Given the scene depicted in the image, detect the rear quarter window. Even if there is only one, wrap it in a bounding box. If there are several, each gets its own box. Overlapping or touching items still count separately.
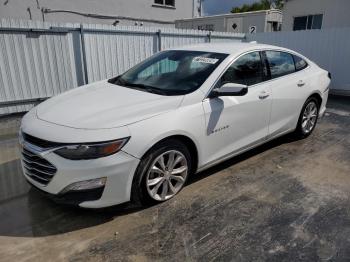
[293,55,308,71]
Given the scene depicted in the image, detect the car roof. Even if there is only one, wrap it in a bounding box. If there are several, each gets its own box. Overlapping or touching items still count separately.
[170,42,288,56]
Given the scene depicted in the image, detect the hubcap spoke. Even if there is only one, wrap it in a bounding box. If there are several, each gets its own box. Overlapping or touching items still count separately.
[170,175,185,183]
[167,151,175,171]
[309,113,317,119]
[302,118,308,127]
[147,177,163,186]
[173,155,184,169]
[171,166,187,175]
[151,180,163,196]
[168,180,176,193]
[309,104,314,113]
[306,121,311,131]
[151,166,164,175]
[158,155,166,171]
[160,180,168,200]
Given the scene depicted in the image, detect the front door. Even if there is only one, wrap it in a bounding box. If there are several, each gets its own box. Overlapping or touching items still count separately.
[202,51,272,165]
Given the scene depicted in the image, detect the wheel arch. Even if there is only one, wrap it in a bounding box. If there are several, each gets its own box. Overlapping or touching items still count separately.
[129,133,200,204]
[141,134,199,174]
[309,92,322,107]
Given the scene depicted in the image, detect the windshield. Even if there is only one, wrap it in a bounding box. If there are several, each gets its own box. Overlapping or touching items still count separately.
[108,50,228,96]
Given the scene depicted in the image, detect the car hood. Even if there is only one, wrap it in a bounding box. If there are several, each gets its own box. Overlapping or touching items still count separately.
[36,80,183,129]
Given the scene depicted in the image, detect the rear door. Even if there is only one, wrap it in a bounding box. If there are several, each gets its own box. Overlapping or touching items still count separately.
[202,51,272,164]
[263,50,310,137]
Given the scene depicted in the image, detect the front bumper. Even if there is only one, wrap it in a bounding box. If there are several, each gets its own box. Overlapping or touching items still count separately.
[21,149,140,208]
[28,182,105,206]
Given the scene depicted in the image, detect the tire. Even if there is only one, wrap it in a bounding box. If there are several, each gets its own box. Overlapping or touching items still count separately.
[131,139,192,206]
[294,97,320,138]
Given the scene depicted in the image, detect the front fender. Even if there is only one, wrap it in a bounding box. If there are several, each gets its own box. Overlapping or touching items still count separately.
[122,104,205,166]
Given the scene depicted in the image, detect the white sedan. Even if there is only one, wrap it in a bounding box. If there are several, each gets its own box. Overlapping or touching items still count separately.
[20,42,330,208]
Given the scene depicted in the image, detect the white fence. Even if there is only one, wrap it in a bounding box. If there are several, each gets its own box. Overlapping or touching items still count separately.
[1,19,350,116]
[247,27,350,95]
[0,18,244,115]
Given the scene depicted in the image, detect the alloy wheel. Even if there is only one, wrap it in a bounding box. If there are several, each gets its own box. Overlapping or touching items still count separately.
[302,101,318,134]
[146,150,188,201]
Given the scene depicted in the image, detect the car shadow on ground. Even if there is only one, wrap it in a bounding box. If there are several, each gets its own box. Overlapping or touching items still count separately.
[0,132,300,238]
[187,133,299,186]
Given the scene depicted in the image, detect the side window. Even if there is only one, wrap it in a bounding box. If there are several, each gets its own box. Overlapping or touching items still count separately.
[293,14,323,31]
[265,51,295,79]
[220,52,265,86]
[293,55,308,71]
[154,0,175,7]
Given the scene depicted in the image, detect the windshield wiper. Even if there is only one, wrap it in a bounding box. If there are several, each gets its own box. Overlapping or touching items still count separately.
[125,83,168,95]
[108,75,130,86]
[107,75,120,85]
[109,76,168,95]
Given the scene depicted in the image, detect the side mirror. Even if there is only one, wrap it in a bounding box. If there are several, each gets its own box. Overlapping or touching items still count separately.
[209,83,248,98]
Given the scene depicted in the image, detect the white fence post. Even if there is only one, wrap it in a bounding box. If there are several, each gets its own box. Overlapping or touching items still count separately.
[79,24,88,85]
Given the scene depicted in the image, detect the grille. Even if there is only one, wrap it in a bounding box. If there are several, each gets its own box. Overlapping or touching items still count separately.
[22,147,57,186]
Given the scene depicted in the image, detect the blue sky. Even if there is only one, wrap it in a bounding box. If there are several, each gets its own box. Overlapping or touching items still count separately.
[202,0,259,15]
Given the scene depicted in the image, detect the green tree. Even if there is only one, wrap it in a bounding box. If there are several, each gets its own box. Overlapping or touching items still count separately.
[231,0,284,13]
[275,0,284,9]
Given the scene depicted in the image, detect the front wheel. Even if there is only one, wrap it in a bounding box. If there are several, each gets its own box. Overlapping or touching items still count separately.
[131,139,191,205]
[294,97,320,138]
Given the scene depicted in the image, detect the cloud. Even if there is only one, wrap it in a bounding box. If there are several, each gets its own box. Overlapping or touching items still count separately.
[202,0,259,15]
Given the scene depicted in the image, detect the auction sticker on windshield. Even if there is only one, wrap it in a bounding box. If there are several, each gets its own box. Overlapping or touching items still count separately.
[193,57,219,64]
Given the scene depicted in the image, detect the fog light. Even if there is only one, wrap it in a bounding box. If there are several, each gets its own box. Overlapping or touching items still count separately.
[60,177,107,194]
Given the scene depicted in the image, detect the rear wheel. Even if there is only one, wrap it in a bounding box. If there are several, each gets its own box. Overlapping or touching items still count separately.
[294,97,320,138]
[131,139,191,205]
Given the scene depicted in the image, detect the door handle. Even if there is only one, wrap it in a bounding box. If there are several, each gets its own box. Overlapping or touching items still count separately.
[259,91,270,99]
[297,80,305,87]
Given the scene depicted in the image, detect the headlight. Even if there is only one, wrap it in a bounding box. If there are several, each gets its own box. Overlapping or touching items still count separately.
[54,137,129,160]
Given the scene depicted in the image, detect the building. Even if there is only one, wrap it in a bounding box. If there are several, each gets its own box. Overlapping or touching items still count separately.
[282,0,350,31]
[0,0,201,27]
[175,9,283,33]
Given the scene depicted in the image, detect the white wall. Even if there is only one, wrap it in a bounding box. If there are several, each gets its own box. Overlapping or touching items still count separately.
[0,0,196,26]
[283,0,350,31]
[247,27,350,94]
[176,10,282,33]
[225,13,267,33]
[176,17,227,32]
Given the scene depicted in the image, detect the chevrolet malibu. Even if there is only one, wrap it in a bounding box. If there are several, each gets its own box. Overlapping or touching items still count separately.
[20,42,330,208]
